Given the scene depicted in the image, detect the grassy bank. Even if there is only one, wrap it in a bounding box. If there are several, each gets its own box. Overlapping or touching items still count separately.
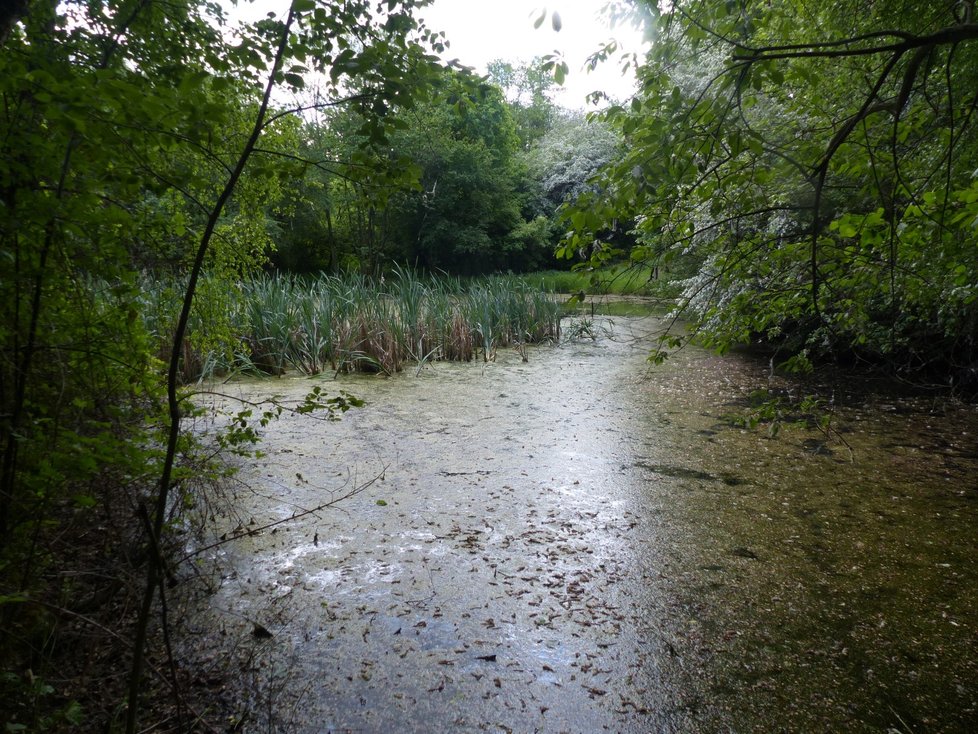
[141,269,564,381]
[521,264,682,299]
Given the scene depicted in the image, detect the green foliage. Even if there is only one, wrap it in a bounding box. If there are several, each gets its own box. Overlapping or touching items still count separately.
[274,60,588,276]
[379,71,531,273]
[1,669,84,733]
[561,0,978,385]
[562,314,606,342]
[139,270,563,379]
[217,388,364,457]
[723,388,851,458]
[486,57,561,147]
[726,390,828,437]
[0,0,447,729]
[524,265,673,297]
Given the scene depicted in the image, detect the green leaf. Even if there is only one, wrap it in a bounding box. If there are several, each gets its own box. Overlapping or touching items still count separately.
[73,494,97,508]
[64,701,84,726]
[554,62,567,86]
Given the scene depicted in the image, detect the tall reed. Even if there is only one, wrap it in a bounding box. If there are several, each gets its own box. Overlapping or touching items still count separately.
[140,269,563,381]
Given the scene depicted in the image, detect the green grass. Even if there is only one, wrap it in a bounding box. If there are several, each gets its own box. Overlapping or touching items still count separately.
[140,269,564,381]
[521,264,682,298]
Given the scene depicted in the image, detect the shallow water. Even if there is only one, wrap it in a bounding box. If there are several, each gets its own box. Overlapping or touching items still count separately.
[185,315,978,732]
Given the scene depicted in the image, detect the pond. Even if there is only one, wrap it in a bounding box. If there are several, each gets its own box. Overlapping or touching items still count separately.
[182,312,978,732]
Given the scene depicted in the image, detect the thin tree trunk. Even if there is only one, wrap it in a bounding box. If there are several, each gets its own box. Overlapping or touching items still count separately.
[124,9,296,732]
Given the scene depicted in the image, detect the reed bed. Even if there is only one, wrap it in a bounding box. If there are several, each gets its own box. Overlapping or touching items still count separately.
[139,269,563,381]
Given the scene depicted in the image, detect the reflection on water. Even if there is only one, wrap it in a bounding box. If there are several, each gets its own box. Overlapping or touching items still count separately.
[185,315,978,733]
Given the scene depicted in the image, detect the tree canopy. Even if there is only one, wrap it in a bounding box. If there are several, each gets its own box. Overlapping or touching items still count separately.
[565,0,978,383]
[272,58,588,275]
[0,0,450,729]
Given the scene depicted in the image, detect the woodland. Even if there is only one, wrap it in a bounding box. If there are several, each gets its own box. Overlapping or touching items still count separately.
[1,0,977,731]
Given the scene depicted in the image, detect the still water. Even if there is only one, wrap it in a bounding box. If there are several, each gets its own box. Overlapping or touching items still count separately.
[186,314,978,732]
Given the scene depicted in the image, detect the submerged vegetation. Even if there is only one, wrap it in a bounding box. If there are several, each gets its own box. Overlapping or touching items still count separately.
[144,270,563,381]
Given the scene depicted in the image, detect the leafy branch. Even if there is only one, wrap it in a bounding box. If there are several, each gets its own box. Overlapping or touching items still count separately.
[176,468,385,566]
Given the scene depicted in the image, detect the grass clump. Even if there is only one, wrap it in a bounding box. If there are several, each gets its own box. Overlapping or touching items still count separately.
[140,269,563,380]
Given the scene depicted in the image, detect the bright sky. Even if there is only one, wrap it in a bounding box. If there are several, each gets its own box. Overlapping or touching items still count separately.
[224,1,646,109]
[417,1,646,109]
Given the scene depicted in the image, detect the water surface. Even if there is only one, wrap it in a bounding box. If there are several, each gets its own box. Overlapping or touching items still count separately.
[185,314,978,732]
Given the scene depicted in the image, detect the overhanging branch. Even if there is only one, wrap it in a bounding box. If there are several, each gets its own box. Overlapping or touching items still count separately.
[732,23,978,62]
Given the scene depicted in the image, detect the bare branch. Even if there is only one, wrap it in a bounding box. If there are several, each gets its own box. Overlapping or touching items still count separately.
[732,24,978,62]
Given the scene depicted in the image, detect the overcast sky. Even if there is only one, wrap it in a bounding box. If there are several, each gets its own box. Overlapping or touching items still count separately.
[224,1,645,109]
[417,0,646,109]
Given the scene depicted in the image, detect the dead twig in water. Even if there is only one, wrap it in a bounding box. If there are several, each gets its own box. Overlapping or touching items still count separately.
[177,468,386,565]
